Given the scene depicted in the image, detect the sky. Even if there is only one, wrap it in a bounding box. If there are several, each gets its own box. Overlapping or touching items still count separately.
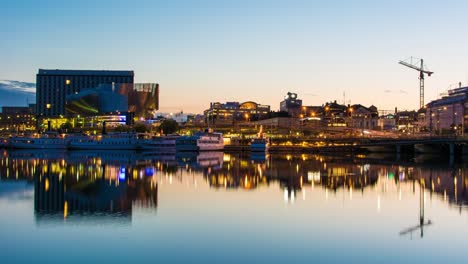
[2,0,468,113]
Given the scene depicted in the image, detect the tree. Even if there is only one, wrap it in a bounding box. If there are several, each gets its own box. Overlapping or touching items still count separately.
[113,125,132,132]
[134,123,150,133]
[60,122,73,132]
[159,119,179,135]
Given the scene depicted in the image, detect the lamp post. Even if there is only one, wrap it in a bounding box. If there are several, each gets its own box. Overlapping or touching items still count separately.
[349,107,354,130]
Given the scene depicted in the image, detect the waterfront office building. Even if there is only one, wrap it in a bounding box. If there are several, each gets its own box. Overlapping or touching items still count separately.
[424,85,468,133]
[204,101,271,125]
[280,92,302,117]
[36,69,134,117]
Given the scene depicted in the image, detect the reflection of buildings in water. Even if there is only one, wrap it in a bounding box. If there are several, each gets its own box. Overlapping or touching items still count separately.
[33,162,158,224]
[417,167,468,209]
[204,153,268,190]
[1,149,467,209]
[204,154,381,199]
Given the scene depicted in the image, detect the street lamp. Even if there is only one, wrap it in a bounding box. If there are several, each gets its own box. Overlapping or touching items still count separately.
[349,107,354,129]
[244,113,250,123]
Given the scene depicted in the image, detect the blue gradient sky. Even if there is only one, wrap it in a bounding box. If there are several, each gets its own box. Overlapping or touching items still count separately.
[2,0,468,113]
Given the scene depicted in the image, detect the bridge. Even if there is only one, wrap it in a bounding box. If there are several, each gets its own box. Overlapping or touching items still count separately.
[356,137,468,155]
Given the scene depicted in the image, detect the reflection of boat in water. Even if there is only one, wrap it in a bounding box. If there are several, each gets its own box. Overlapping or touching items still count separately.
[69,133,139,150]
[251,152,269,162]
[8,149,68,160]
[10,132,71,149]
[176,131,224,151]
[67,150,176,165]
[176,151,223,169]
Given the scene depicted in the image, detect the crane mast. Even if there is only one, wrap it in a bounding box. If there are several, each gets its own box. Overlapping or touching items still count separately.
[399,57,434,109]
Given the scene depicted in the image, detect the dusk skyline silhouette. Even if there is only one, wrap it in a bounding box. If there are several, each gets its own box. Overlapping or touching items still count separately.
[2,0,468,113]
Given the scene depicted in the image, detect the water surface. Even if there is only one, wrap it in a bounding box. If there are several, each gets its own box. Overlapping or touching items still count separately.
[0,149,467,263]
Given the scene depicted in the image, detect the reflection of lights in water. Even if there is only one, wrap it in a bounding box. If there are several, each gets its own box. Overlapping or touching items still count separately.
[45,178,49,192]
[291,190,295,203]
[444,190,447,202]
[284,189,288,202]
[325,189,328,200]
[423,190,426,207]
[257,164,263,178]
[169,175,173,184]
[377,195,381,212]
[363,164,370,172]
[119,167,126,181]
[296,164,299,173]
[399,171,405,181]
[63,201,68,219]
[349,187,353,200]
[302,189,306,200]
[399,188,402,201]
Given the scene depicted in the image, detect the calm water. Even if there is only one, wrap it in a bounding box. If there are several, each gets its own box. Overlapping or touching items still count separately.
[0,149,467,263]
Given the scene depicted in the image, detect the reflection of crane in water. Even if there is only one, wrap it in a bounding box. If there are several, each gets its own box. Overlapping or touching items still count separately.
[399,179,433,239]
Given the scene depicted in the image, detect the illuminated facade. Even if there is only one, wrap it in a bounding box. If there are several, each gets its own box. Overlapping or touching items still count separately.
[424,86,467,134]
[36,69,134,117]
[0,104,36,131]
[204,101,270,125]
[65,83,159,119]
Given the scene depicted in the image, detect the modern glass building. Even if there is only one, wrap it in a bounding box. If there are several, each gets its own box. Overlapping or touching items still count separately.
[36,69,134,117]
[65,83,159,118]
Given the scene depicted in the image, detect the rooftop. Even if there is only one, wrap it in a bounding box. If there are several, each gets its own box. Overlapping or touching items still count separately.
[37,69,134,76]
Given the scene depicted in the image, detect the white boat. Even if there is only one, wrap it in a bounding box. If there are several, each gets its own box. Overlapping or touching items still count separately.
[9,132,70,149]
[176,131,224,151]
[69,133,139,150]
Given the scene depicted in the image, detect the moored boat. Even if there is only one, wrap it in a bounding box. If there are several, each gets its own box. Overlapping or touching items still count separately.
[9,132,70,149]
[176,131,224,151]
[69,132,139,150]
[138,134,179,152]
[251,137,270,152]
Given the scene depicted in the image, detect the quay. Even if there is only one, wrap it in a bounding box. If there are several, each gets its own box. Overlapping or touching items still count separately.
[225,136,468,157]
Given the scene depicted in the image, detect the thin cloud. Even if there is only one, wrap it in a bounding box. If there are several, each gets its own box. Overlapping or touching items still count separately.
[0,80,36,93]
[384,89,408,94]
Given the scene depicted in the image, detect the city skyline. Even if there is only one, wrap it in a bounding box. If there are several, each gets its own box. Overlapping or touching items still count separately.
[2,0,468,113]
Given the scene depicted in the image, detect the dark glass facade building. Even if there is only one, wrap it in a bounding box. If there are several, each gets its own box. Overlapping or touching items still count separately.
[36,69,134,117]
[65,83,159,118]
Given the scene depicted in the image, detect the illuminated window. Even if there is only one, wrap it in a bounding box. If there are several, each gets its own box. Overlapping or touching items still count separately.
[66,79,71,85]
